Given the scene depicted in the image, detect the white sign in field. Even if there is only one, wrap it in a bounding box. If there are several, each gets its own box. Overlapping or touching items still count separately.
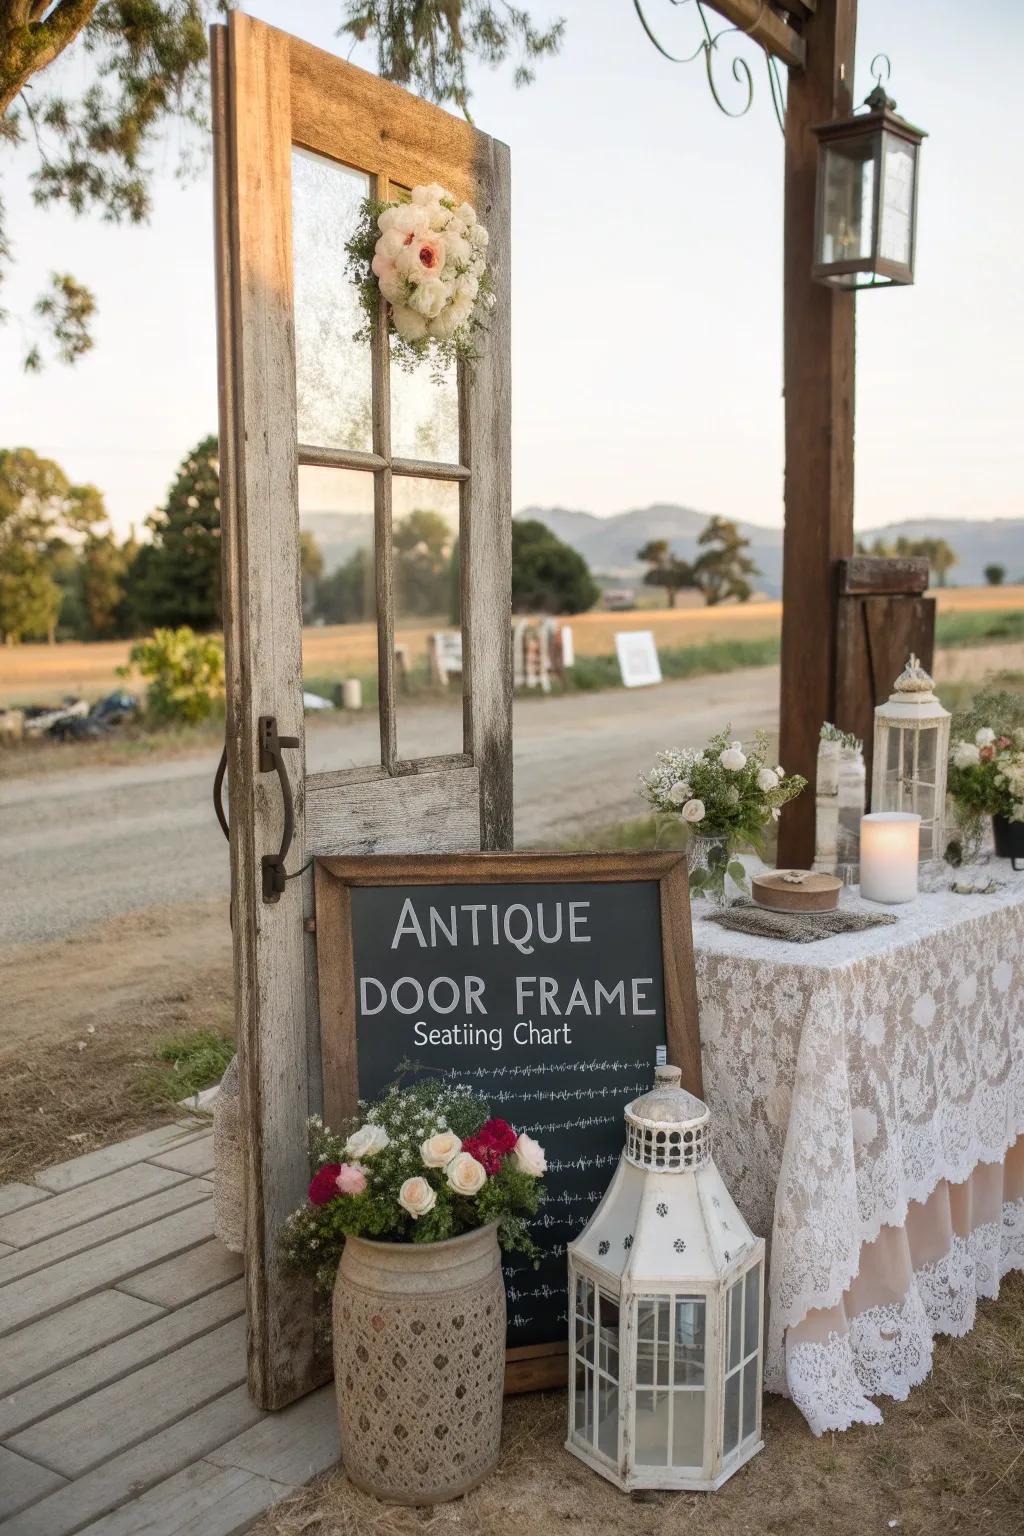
[615,630,662,688]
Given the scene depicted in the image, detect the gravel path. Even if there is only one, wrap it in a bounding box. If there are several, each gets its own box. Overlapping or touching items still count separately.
[2,668,778,946]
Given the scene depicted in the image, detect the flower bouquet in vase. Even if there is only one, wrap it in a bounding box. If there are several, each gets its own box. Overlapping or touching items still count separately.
[640,729,806,903]
[282,1078,545,1506]
[948,716,1024,869]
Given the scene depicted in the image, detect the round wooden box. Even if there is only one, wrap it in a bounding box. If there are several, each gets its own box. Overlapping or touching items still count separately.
[752,870,842,913]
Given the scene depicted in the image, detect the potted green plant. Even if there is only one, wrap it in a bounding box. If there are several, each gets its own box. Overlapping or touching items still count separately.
[282,1078,545,1506]
[640,728,806,902]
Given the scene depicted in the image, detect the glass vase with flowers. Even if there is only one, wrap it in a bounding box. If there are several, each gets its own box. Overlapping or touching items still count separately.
[640,729,807,903]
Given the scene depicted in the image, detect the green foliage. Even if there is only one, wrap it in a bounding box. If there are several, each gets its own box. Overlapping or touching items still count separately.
[393,507,455,615]
[637,538,694,609]
[857,534,959,587]
[123,625,224,723]
[935,609,1024,647]
[341,2,564,115]
[0,445,109,640]
[511,518,599,615]
[821,721,863,751]
[141,1027,234,1105]
[692,516,758,606]
[984,564,1007,586]
[2,2,212,368]
[134,434,221,630]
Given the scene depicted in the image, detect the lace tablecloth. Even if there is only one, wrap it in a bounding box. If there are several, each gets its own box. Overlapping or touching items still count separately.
[692,877,1024,1432]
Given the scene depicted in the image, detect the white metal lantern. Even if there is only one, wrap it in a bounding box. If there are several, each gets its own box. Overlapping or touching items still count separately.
[566,1065,765,1493]
[871,654,951,862]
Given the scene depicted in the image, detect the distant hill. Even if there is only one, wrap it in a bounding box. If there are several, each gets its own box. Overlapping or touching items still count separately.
[514,506,1024,595]
[302,502,1024,595]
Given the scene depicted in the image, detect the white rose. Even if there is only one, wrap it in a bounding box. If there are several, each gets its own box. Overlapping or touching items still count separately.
[719,743,747,772]
[512,1133,547,1177]
[953,741,981,769]
[456,201,477,227]
[391,303,428,342]
[976,728,996,747]
[771,806,781,821]
[682,798,706,824]
[667,780,691,806]
[411,181,447,206]
[421,1130,462,1168]
[398,1176,437,1219]
[427,306,461,341]
[775,765,785,779]
[408,277,449,320]
[757,767,779,792]
[344,1123,390,1160]
[470,223,489,248]
[446,1151,487,1196]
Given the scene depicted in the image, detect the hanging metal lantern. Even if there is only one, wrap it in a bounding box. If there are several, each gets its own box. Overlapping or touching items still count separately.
[812,59,925,289]
[566,1066,764,1492]
[871,654,951,861]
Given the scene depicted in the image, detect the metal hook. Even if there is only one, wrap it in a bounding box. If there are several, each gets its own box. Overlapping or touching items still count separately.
[870,53,892,87]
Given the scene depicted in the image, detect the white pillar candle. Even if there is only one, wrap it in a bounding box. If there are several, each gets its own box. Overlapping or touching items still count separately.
[860,812,921,903]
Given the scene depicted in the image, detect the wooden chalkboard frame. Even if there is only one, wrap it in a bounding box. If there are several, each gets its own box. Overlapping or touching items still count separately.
[313,850,700,1393]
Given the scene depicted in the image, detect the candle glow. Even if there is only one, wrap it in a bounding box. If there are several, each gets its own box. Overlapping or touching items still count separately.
[860,812,921,904]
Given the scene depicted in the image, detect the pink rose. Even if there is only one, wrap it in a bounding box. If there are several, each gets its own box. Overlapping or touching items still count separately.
[334,1162,367,1196]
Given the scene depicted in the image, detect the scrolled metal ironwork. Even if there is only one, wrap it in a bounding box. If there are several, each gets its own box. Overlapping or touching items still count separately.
[633,0,786,132]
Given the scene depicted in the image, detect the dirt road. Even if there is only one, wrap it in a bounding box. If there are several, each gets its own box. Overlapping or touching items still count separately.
[3,667,779,952]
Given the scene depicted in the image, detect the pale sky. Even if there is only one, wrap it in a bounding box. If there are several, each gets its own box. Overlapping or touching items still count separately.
[1,0,1021,540]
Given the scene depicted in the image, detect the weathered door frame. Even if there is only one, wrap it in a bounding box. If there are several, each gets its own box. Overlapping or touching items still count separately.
[211,12,511,1409]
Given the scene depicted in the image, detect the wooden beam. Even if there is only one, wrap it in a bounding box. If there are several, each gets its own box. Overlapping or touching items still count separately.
[777,0,857,868]
[701,1,806,70]
[838,556,930,596]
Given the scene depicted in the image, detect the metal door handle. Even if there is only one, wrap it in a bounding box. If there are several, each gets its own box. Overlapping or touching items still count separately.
[258,715,300,903]
[213,745,230,841]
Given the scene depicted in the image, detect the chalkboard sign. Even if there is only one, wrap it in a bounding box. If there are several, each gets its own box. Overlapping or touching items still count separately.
[313,852,699,1391]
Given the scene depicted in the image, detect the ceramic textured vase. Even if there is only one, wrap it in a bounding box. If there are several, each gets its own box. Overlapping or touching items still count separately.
[333,1223,506,1505]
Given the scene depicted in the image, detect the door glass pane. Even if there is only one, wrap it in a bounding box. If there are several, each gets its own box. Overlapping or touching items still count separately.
[671,1388,704,1469]
[391,349,459,463]
[298,465,378,770]
[292,149,373,452]
[392,476,463,762]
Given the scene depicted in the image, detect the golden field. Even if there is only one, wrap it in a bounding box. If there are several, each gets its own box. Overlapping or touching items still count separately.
[1,585,1022,706]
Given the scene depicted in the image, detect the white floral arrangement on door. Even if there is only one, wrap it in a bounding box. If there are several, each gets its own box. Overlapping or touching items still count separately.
[346,181,493,372]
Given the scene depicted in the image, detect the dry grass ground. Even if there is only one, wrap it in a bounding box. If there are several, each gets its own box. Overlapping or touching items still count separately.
[251,1270,1024,1536]
[0,896,233,1182]
[4,586,1021,707]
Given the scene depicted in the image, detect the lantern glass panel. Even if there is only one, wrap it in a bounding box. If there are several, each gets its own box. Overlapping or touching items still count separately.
[879,132,916,266]
[674,1296,705,1385]
[819,136,876,267]
[672,1387,705,1468]
[723,1265,762,1460]
[634,1389,671,1466]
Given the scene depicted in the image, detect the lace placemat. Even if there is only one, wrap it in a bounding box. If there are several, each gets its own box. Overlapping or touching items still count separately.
[705,898,899,944]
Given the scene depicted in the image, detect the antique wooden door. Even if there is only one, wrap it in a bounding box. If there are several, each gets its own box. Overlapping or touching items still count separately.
[211,12,512,1409]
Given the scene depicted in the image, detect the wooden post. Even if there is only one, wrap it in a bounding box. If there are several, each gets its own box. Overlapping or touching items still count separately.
[777,0,858,868]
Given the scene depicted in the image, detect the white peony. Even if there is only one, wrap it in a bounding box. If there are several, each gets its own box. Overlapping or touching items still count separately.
[976,727,996,747]
[411,181,447,206]
[757,767,779,792]
[446,1151,487,1196]
[398,1176,437,1219]
[456,201,477,227]
[682,798,706,824]
[408,277,449,320]
[667,780,691,806]
[953,740,981,769]
[719,743,747,772]
[344,1123,390,1160]
[421,1130,462,1168]
[512,1133,547,1177]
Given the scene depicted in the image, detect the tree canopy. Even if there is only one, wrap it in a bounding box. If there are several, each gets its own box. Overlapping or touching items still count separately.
[1,1,561,366]
[0,445,107,641]
[637,518,758,609]
[511,517,599,615]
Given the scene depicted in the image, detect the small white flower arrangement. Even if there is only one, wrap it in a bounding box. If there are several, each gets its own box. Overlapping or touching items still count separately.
[640,728,806,899]
[346,181,493,373]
